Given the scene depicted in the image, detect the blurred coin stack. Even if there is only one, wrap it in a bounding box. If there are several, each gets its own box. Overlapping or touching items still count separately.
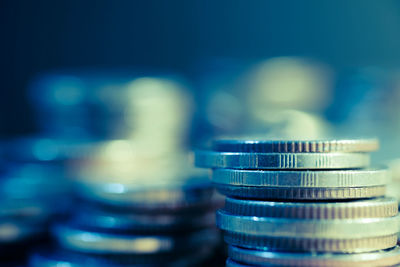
[0,137,73,265]
[29,167,221,266]
[195,138,400,266]
[25,69,223,266]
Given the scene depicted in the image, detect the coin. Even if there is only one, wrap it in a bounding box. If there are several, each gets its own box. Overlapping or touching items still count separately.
[71,206,216,233]
[223,197,397,219]
[0,220,45,244]
[213,138,379,153]
[74,177,216,212]
[226,258,247,267]
[215,185,386,200]
[53,224,219,254]
[228,245,400,267]
[29,247,214,267]
[223,231,397,253]
[194,151,370,169]
[211,168,389,188]
[216,210,400,239]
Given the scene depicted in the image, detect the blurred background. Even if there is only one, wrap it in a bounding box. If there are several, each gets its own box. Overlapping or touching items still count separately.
[3,0,400,266]
[3,0,400,143]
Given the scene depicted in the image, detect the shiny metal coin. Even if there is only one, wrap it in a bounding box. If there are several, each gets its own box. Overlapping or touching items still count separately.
[223,231,397,253]
[216,185,386,200]
[216,210,400,239]
[213,168,389,199]
[53,224,220,254]
[213,138,379,153]
[224,197,397,219]
[228,245,400,267]
[212,168,389,188]
[194,151,370,169]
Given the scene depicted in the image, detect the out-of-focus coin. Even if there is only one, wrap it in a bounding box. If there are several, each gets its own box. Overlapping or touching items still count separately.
[2,136,80,163]
[53,224,220,254]
[71,206,216,233]
[0,163,71,200]
[213,138,379,153]
[0,220,46,244]
[226,258,248,267]
[194,151,370,169]
[29,247,213,267]
[74,177,217,212]
[223,197,397,219]
[212,168,389,188]
[228,245,400,267]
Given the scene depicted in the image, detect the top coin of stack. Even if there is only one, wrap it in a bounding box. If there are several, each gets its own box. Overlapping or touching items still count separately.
[195,138,388,200]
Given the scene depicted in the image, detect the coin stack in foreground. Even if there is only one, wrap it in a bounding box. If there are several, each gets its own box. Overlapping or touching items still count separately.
[195,138,400,266]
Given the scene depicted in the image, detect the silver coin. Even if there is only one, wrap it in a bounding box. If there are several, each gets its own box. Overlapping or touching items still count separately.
[53,224,220,254]
[223,231,397,253]
[216,210,400,239]
[194,151,370,169]
[228,245,400,267]
[215,185,386,200]
[223,197,397,219]
[212,168,389,188]
[213,138,379,153]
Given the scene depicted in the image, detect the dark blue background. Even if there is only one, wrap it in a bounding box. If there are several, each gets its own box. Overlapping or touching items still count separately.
[2,0,400,136]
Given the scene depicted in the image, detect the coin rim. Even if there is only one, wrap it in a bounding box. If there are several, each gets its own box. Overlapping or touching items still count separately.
[211,168,389,187]
[213,138,379,153]
[195,151,370,169]
[216,210,400,238]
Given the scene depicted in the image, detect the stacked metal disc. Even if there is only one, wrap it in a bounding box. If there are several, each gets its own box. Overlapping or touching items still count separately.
[28,175,221,267]
[195,138,400,266]
[0,137,73,265]
[24,69,225,266]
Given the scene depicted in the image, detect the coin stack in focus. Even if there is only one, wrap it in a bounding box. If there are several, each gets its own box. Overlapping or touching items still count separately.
[195,138,400,266]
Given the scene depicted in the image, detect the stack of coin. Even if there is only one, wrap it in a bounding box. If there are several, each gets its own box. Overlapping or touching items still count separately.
[25,140,223,267]
[195,138,400,266]
[25,69,225,266]
[28,176,221,267]
[0,137,74,264]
